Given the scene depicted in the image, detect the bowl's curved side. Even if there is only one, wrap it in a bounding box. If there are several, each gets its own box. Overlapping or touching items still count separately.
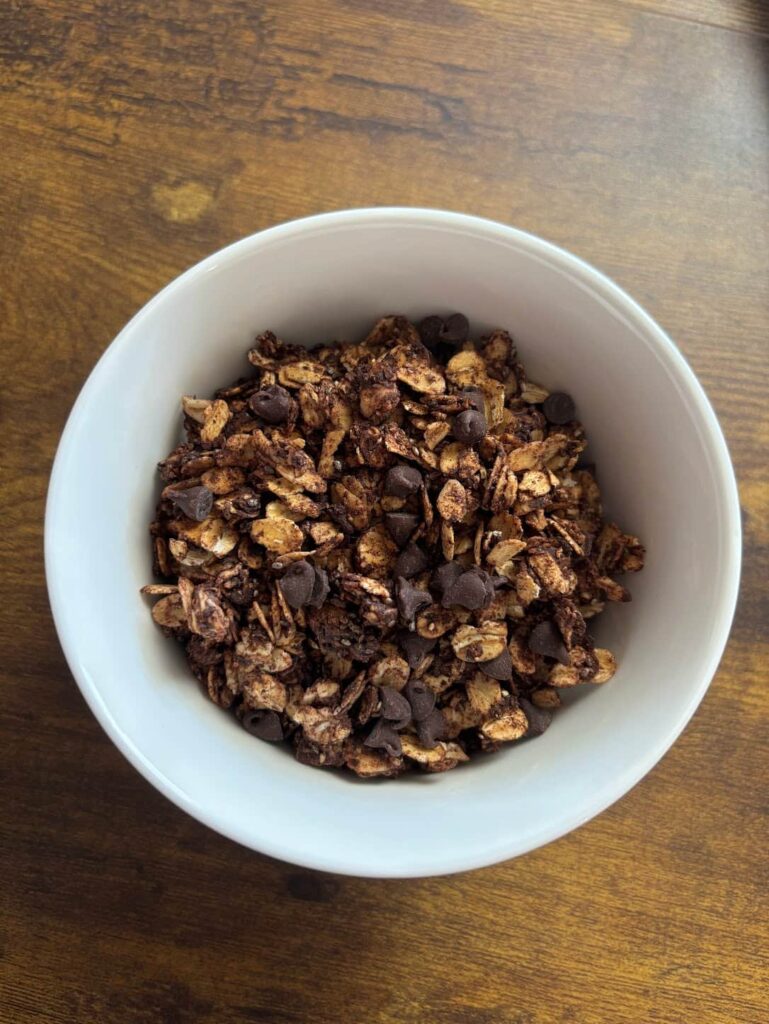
[45,208,741,877]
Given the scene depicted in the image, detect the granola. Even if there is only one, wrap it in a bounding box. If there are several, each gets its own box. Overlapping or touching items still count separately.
[143,314,644,777]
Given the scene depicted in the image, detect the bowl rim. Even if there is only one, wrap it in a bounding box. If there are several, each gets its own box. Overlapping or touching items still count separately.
[45,207,742,876]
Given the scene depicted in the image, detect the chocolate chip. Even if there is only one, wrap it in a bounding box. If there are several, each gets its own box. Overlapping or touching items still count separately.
[379,686,411,727]
[395,577,432,627]
[528,620,570,664]
[442,313,469,343]
[431,561,463,597]
[417,708,446,748]
[542,392,576,425]
[167,485,213,522]
[326,503,354,535]
[384,512,420,548]
[364,718,402,758]
[461,387,485,412]
[394,542,429,579]
[462,565,496,606]
[519,697,553,737]
[452,409,487,444]
[384,464,423,498]
[418,315,444,348]
[398,631,436,669]
[405,678,436,722]
[308,566,330,608]
[442,570,488,611]
[242,709,284,742]
[479,647,513,681]
[434,341,457,364]
[249,385,291,424]
[279,560,316,609]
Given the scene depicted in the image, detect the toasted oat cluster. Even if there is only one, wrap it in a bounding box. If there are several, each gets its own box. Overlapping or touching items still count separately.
[143,314,644,777]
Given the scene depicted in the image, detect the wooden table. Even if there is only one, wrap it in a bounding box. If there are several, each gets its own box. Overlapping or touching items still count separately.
[2,2,767,1021]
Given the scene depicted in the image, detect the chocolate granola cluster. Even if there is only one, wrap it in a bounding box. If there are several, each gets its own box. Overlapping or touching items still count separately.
[143,314,644,776]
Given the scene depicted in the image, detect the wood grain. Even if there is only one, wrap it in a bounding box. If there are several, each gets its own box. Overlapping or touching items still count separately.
[1,2,767,1022]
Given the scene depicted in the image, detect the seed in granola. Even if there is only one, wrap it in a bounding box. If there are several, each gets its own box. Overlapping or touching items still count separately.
[542,391,576,425]
[452,409,487,445]
[364,718,402,758]
[242,709,284,741]
[384,464,422,498]
[394,542,429,579]
[528,620,570,664]
[478,648,513,681]
[395,577,432,627]
[166,485,214,522]
[384,512,420,548]
[398,631,437,669]
[249,385,291,424]
[279,560,316,609]
[405,678,436,722]
[417,707,447,749]
[379,686,411,727]
[519,697,553,737]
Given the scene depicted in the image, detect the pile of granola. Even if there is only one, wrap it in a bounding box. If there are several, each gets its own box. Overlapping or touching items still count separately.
[143,314,644,777]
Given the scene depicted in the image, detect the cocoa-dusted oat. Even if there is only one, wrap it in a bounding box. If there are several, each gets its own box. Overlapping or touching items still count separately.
[143,314,644,777]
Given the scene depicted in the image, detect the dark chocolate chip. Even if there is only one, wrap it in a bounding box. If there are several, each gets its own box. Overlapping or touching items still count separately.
[364,718,402,758]
[417,708,447,748]
[528,620,570,665]
[442,570,488,611]
[395,577,433,627]
[442,313,469,343]
[167,485,213,522]
[308,566,330,608]
[326,504,354,535]
[394,542,429,579]
[379,686,411,727]
[434,341,457,364]
[384,512,420,548]
[479,647,513,681]
[418,315,444,349]
[405,678,436,722]
[542,392,576,425]
[279,560,316,609]
[242,709,284,742]
[452,409,487,444]
[384,464,423,498]
[398,631,437,669]
[461,387,485,412]
[248,385,291,424]
[431,561,464,597]
[463,565,495,607]
[519,697,553,737]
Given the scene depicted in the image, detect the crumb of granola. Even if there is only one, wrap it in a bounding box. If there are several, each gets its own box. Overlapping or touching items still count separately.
[143,314,644,777]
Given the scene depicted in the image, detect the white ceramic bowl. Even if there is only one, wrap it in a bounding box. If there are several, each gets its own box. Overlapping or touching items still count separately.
[46,208,741,877]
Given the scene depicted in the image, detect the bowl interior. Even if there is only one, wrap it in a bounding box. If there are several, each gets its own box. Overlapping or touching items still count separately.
[46,210,740,876]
